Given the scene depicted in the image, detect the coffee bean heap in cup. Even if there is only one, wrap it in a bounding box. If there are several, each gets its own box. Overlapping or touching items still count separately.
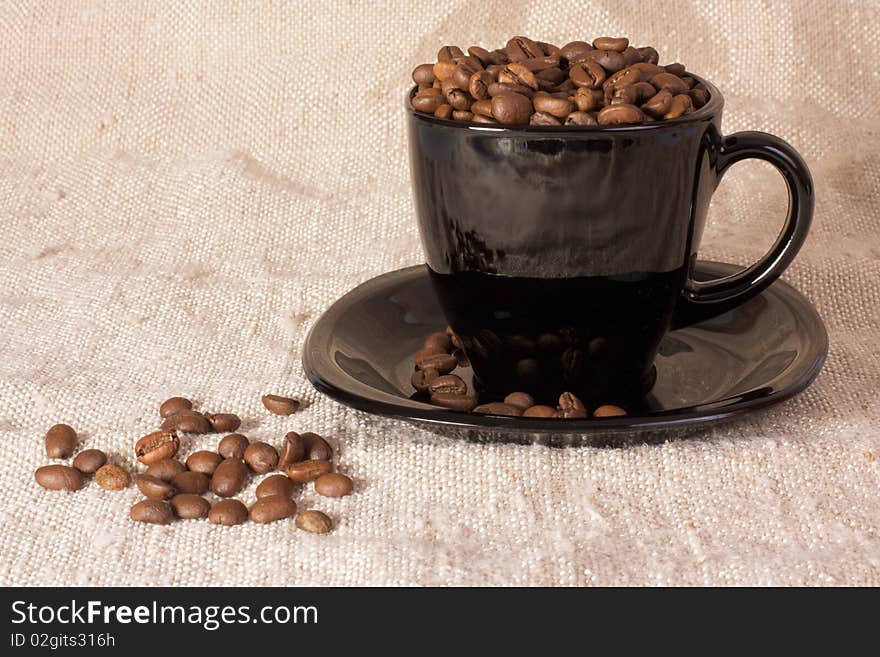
[34,394,350,534]
[414,327,627,418]
[411,36,708,126]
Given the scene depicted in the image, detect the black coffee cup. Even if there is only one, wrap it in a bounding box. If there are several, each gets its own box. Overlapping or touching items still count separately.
[407,77,813,406]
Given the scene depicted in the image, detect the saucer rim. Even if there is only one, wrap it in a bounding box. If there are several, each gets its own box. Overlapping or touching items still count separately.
[302,261,828,434]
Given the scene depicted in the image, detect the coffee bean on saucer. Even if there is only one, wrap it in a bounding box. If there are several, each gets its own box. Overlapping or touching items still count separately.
[145,458,186,482]
[593,404,628,417]
[261,394,301,415]
[186,450,222,476]
[135,431,180,464]
[428,374,468,396]
[314,473,354,498]
[72,449,107,474]
[135,474,177,500]
[522,405,558,418]
[35,464,84,491]
[429,392,477,412]
[244,442,278,474]
[161,411,211,434]
[130,500,173,525]
[472,402,523,417]
[295,510,333,534]
[208,499,248,526]
[204,413,241,433]
[210,458,248,497]
[170,494,210,519]
[558,392,588,418]
[249,495,297,524]
[412,367,440,392]
[256,474,297,499]
[94,464,130,490]
[45,424,77,459]
[218,433,249,460]
[159,396,192,419]
[171,470,209,495]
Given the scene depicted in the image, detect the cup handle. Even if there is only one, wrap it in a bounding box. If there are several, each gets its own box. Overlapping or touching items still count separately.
[672,130,814,328]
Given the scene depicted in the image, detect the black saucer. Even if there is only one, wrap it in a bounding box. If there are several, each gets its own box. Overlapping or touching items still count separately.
[303,262,827,441]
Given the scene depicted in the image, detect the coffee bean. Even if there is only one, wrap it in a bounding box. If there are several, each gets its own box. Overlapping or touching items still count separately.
[208,499,248,526]
[261,394,300,416]
[505,36,543,61]
[522,405,558,418]
[205,413,241,433]
[570,60,606,89]
[565,111,598,126]
[452,58,483,90]
[278,432,305,469]
[130,500,173,525]
[210,458,248,497]
[632,81,657,102]
[444,87,472,111]
[429,392,477,411]
[161,410,211,434]
[427,374,467,396]
[560,40,594,63]
[437,45,464,62]
[593,404,628,417]
[218,433,249,460]
[243,442,278,474]
[630,62,664,81]
[504,392,535,410]
[452,110,474,121]
[95,463,130,490]
[432,61,457,82]
[424,331,453,352]
[285,459,332,483]
[412,63,435,86]
[472,402,523,416]
[533,92,574,118]
[144,458,186,482]
[664,62,686,76]
[499,63,539,91]
[186,450,222,475]
[170,494,210,519]
[642,89,673,118]
[597,103,645,125]
[680,76,696,89]
[411,88,444,113]
[491,91,533,125]
[135,474,177,500]
[467,46,493,66]
[558,392,588,418]
[530,111,561,126]
[488,82,534,98]
[295,510,333,534]
[650,72,689,95]
[159,396,192,419]
[468,71,495,101]
[72,449,106,474]
[537,67,567,84]
[44,424,76,459]
[604,66,641,92]
[689,86,710,108]
[256,474,297,499]
[171,470,209,495]
[593,36,629,52]
[249,495,297,524]
[411,367,440,393]
[609,85,639,105]
[664,94,694,119]
[638,46,659,65]
[135,431,180,464]
[35,464,84,491]
[520,56,561,72]
[471,99,494,117]
[621,46,642,67]
[301,432,333,461]
[588,49,626,73]
[434,103,452,119]
[572,87,601,112]
[314,473,354,498]
[414,350,457,373]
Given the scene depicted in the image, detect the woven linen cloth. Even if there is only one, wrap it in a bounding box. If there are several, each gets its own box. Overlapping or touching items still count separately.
[1,1,878,587]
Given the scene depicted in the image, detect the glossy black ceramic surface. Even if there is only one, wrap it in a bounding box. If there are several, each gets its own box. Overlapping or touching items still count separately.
[303,262,827,441]
[407,80,814,404]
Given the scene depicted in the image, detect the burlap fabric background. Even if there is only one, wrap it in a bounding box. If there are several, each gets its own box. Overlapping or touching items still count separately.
[1,1,878,587]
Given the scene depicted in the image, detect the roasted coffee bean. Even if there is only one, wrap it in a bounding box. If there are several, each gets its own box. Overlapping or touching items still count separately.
[295,510,333,534]
[432,61,457,82]
[533,92,573,118]
[186,450,222,475]
[244,442,278,474]
[572,87,602,112]
[145,458,186,482]
[170,494,210,519]
[301,432,333,461]
[414,350,457,373]
[135,431,180,464]
[434,104,453,119]
[593,36,629,52]
[250,495,297,524]
[412,88,445,113]
[664,62,686,76]
[689,86,710,108]
[444,87,472,111]
[161,410,211,434]
[505,35,543,61]
[429,392,477,411]
[314,473,354,498]
[632,81,657,102]
[638,46,659,65]
[565,111,598,126]
[530,111,561,126]
[205,413,240,433]
[72,449,106,474]
[471,99,494,117]
[560,40,594,63]
[487,81,534,98]
[95,463,130,490]
[467,45,493,66]
[520,56,561,72]
[437,45,464,62]
[664,94,694,119]
[35,464,84,491]
[604,66,641,91]
[491,91,533,125]
[210,458,248,497]
[650,72,689,95]
[256,474,297,499]
[499,63,539,90]
[558,392,588,419]
[424,331,453,352]
[428,374,468,396]
[570,60,606,89]
[472,402,523,417]
[261,394,300,416]
[504,392,535,410]
[472,114,498,124]
[537,67,567,84]
[171,470,209,495]
[597,103,644,125]
[159,396,192,419]
[452,110,474,121]
[642,89,673,117]
[588,49,626,73]
[278,432,305,468]
[452,58,483,90]
[44,424,77,459]
[469,70,495,100]
[411,366,440,393]
[522,405,558,418]
[208,499,248,526]
[130,500,173,525]
[218,433,249,460]
[285,459,332,483]
[593,404,628,417]
[680,76,696,89]
[135,474,177,500]
[609,85,639,105]
[412,63,435,86]
[621,46,642,67]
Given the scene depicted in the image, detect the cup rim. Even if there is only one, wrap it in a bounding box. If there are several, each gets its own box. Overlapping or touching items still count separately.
[406,73,722,133]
